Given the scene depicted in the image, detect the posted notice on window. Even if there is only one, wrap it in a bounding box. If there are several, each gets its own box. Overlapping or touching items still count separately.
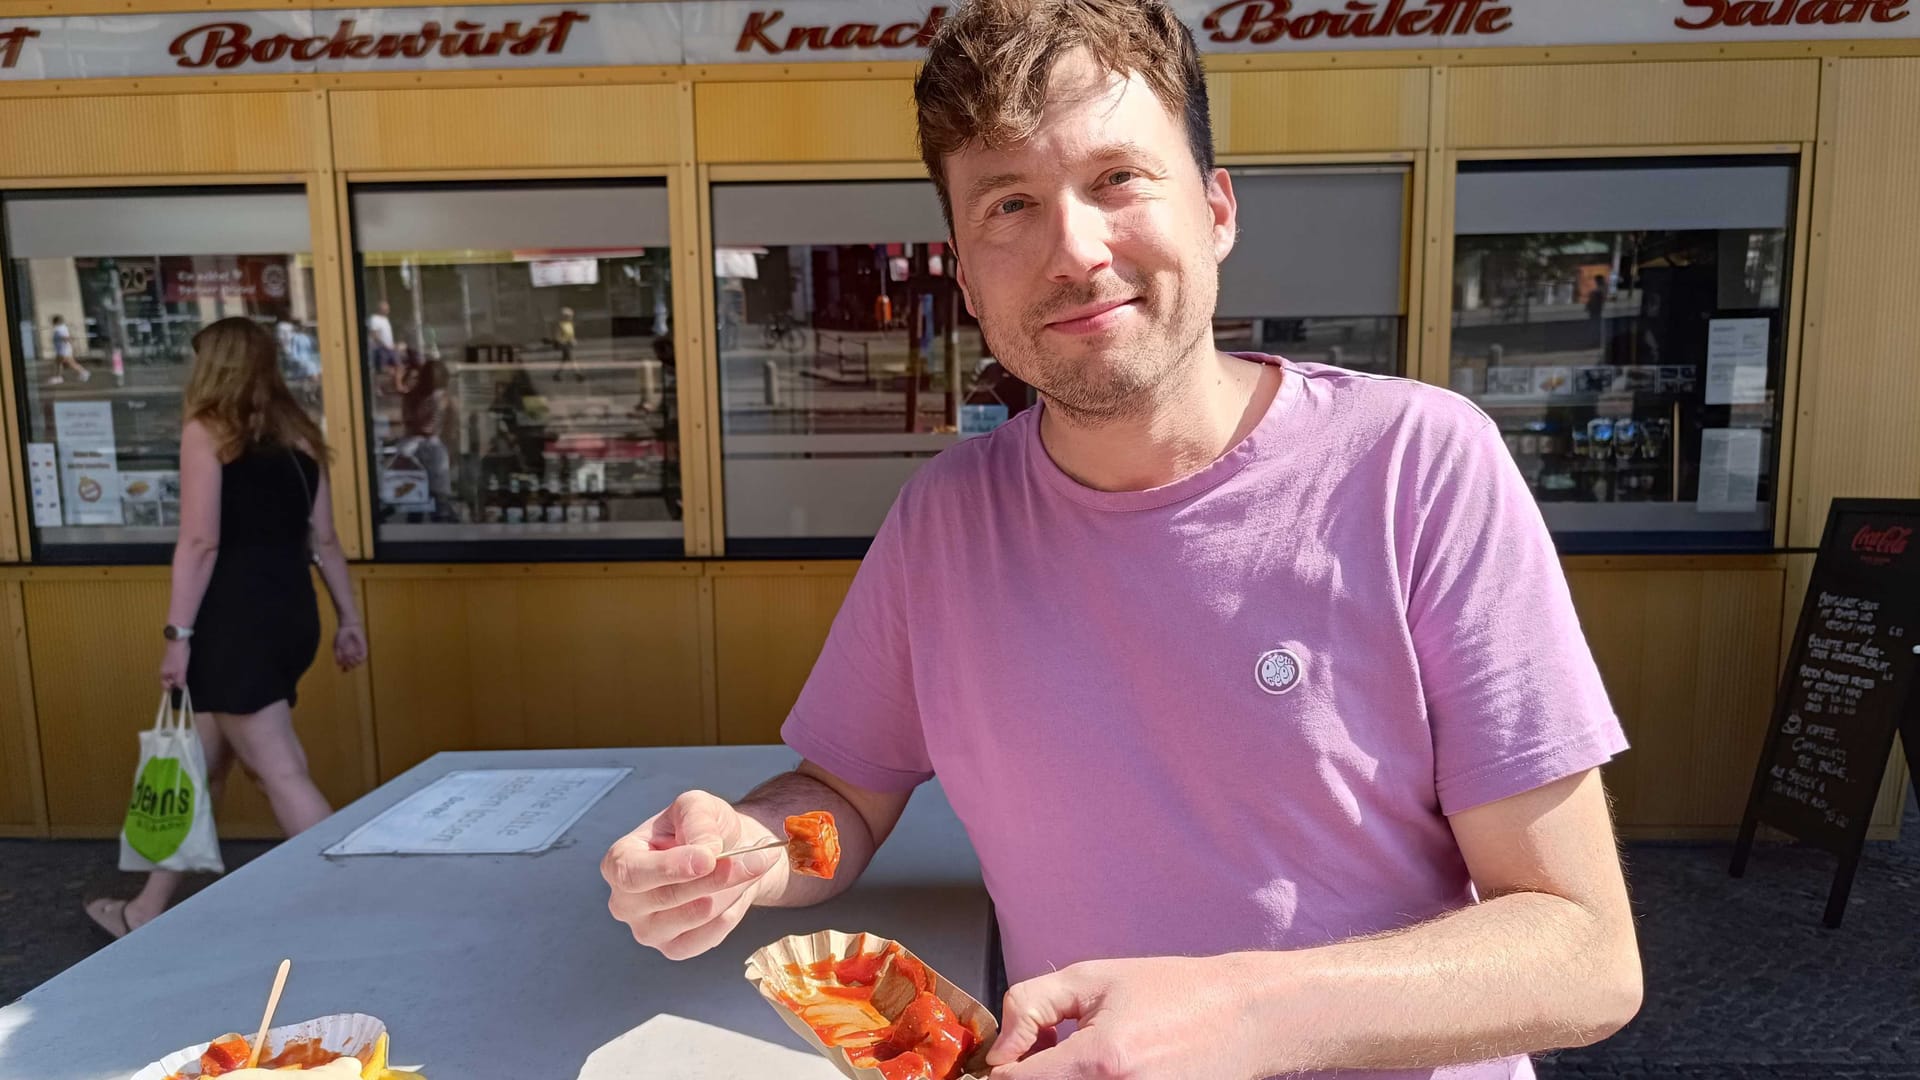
[1698,428,1764,513]
[1705,317,1770,406]
[53,400,123,527]
[27,443,61,527]
[324,768,631,856]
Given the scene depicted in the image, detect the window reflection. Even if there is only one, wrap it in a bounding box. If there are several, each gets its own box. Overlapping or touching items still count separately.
[717,241,1010,436]
[1212,315,1401,375]
[4,189,321,559]
[1213,167,1409,377]
[1450,159,1795,550]
[353,183,679,554]
[714,182,1031,552]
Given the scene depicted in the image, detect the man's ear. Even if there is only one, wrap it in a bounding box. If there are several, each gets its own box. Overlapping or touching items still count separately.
[1206,167,1239,265]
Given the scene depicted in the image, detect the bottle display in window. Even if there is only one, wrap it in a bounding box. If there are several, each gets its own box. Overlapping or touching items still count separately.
[1451,158,1795,551]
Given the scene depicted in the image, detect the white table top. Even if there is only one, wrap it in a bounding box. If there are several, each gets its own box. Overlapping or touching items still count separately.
[0,747,992,1080]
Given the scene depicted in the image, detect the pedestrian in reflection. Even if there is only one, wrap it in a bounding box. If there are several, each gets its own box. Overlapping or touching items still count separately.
[397,357,455,519]
[367,300,397,371]
[555,306,581,381]
[47,314,90,384]
[84,317,368,939]
[1586,273,1610,349]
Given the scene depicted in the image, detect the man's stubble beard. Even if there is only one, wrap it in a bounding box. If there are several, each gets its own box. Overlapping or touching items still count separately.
[981,258,1218,429]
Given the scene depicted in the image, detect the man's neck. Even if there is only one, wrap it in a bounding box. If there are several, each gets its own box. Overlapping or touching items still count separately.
[1039,351,1280,493]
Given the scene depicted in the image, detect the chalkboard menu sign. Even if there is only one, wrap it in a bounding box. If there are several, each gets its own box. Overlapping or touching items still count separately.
[1733,499,1920,927]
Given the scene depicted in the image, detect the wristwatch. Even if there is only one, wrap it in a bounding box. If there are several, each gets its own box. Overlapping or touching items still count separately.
[163,624,194,641]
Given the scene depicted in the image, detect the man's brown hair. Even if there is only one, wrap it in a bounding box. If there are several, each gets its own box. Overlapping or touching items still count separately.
[914,0,1215,231]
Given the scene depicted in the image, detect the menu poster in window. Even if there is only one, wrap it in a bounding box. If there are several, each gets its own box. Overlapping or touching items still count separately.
[120,471,175,527]
[1697,428,1763,513]
[1732,499,1920,927]
[26,442,61,527]
[1705,317,1770,406]
[53,400,123,526]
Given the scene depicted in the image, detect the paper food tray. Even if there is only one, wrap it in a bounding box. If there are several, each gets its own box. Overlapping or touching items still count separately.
[130,1012,385,1080]
[746,929,998,1080]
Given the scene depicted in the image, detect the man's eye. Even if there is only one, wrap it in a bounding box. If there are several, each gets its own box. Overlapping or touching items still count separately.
[1108,170,1137,186]
[996,198,1028,215]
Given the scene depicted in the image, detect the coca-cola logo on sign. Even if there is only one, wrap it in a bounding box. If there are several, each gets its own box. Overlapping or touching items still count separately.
[1852,524,1913,558]
[1202,0,1514,44]
[735,7,947,55]
[1675,0,1909,30]
[0,26,37,69]
[169,11,589,70]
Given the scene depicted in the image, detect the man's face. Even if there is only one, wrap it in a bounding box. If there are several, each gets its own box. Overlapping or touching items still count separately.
[945,49,1236,424]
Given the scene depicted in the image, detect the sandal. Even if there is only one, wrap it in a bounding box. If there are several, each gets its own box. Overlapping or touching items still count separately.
[83,897,150,940]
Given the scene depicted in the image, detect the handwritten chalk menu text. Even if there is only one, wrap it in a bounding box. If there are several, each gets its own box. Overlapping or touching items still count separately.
[1773,594,1894,831]
[1733,499,1920,927]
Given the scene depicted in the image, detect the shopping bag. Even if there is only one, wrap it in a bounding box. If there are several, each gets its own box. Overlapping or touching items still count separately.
[119,689,224,874]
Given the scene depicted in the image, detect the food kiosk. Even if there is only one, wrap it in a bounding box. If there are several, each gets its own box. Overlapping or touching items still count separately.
[0,0,1914,841]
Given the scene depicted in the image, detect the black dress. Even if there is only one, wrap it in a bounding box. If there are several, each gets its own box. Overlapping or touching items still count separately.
[186,444,322,715]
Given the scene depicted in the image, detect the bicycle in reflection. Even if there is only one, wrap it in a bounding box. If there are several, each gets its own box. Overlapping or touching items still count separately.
[764,311,809,355]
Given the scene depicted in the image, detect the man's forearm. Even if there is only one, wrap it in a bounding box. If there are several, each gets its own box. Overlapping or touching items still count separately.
[735,771,874,908]
[1235,890,1642,1074]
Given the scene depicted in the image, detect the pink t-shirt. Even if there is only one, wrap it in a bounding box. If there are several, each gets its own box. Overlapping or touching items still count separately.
[783,356,1627,1080]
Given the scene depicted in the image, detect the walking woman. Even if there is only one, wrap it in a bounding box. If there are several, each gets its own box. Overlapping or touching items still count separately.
[85,317,368,938]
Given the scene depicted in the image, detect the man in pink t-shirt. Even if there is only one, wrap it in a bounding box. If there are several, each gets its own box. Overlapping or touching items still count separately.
[605,1,1642,1076]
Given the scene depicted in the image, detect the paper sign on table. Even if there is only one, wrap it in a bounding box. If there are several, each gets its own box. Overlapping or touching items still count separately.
[1705,317,1770,406]
[323,768,630,856]
[1697,428,1764,513]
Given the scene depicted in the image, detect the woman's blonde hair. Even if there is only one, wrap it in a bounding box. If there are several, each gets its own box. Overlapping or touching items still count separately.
[185,316,329,463]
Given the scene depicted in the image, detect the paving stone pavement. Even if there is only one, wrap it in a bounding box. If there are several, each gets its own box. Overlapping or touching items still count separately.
[1536,790,1919,1079]
[3,794,1916,1076]
[0,838,276,1007]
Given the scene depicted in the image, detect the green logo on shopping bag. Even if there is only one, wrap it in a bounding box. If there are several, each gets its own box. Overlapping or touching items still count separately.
[125,756,196,863]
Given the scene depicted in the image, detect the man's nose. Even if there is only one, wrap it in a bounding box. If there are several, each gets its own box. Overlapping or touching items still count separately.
[1044,192,1115,284]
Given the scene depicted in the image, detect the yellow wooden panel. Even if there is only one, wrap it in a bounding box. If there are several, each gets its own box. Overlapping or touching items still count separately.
[1448,60,1818,148]
[25,573,370,833]
[1212,68,1427,154]
[365,569,707,778]
[1689,568,1791,821]
[1781,553,1815,670]
[330,84,680,170]
[0,92,314,177]
[711,565,857,745]
[1788,58,1920,547]
[696,81,916,164]
[0,582,45,831]
[1569,567,1783,829]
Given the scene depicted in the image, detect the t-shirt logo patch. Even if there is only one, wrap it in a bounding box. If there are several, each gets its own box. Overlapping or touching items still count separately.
[1255,648,1304,695]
